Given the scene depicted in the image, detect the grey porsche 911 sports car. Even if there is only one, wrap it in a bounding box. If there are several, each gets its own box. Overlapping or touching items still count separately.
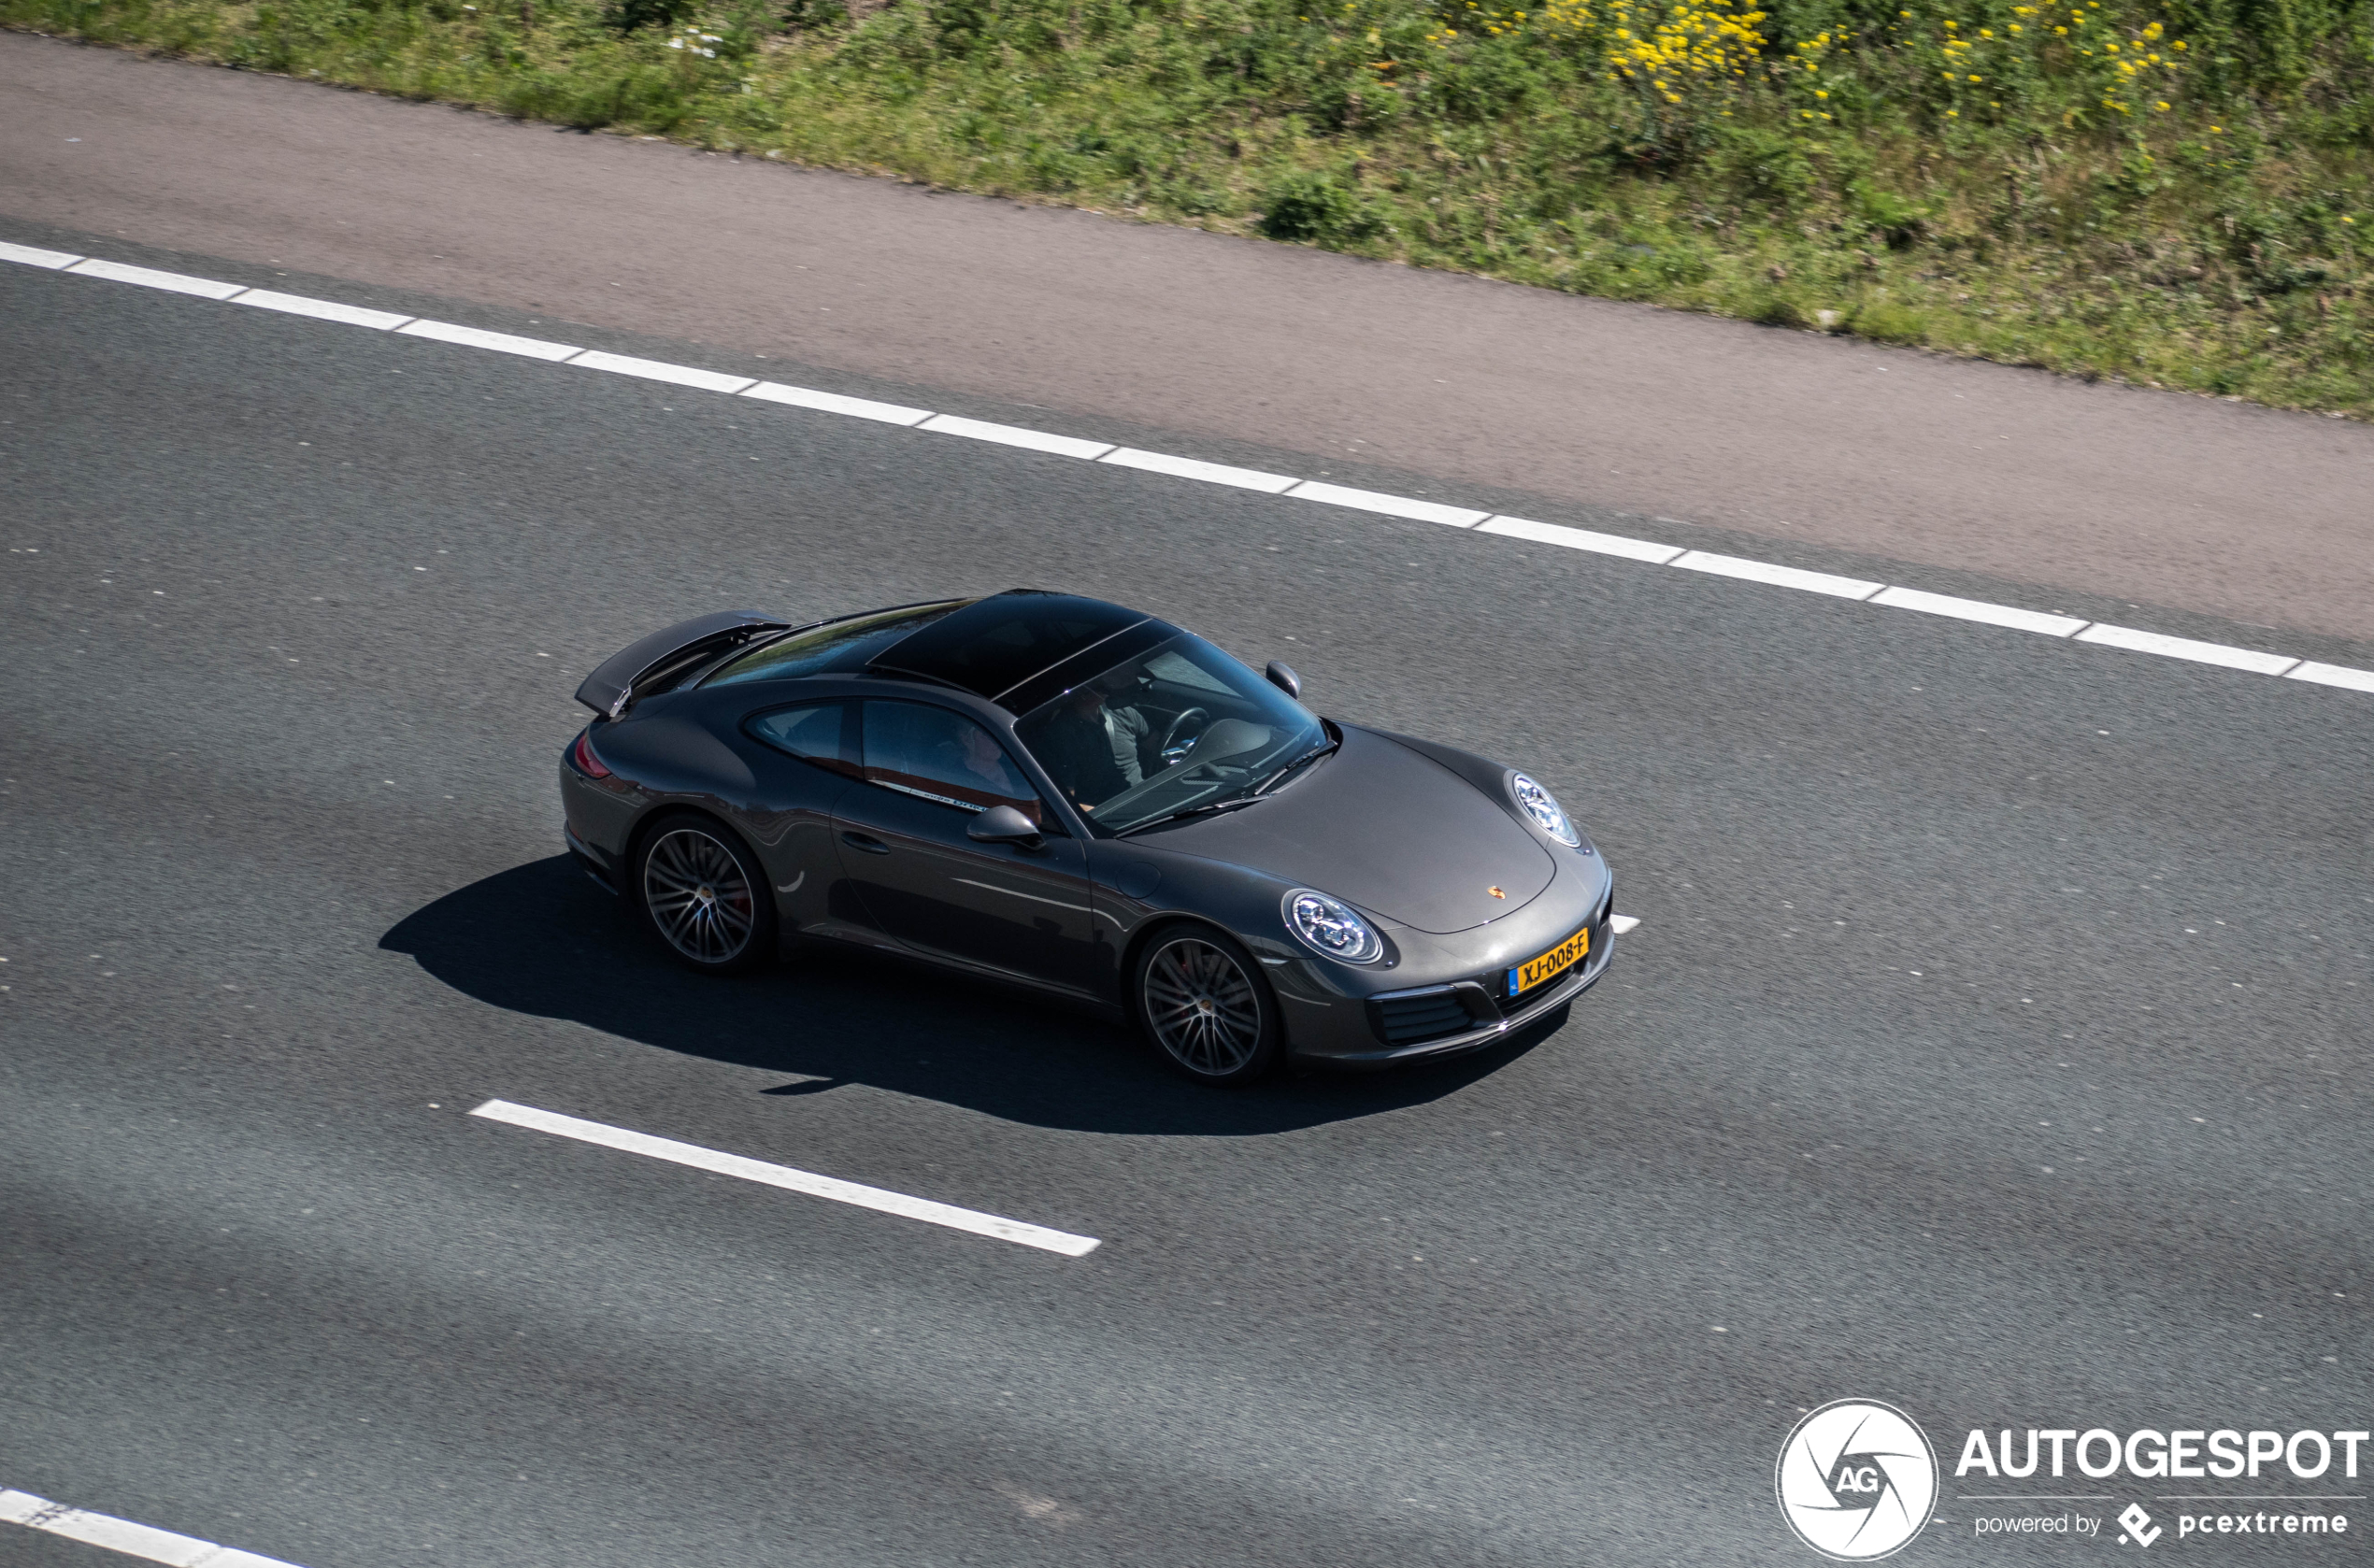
[558,591,1613,1084]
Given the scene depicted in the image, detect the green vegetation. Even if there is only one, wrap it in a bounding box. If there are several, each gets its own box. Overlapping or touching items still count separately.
[11,0,2374,410]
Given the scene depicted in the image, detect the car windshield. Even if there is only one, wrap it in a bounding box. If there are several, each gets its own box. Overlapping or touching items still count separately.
[702,602,963,687]
[1013,632,1325,834]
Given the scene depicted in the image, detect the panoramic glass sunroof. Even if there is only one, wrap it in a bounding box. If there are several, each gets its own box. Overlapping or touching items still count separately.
[868,590,1146,703]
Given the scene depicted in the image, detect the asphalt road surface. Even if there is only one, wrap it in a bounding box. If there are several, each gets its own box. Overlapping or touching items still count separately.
[8,31,2374,643]
[3,221,2370,1568]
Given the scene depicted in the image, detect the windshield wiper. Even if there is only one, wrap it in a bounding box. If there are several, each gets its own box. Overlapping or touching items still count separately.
[1114,794,1268,837]
[1254,735,1341,795]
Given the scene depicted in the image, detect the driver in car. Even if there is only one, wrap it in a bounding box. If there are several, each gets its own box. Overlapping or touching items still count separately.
[1033,674,1151,814]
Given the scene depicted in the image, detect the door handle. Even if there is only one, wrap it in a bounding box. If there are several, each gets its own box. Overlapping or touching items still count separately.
[839,831,891,856]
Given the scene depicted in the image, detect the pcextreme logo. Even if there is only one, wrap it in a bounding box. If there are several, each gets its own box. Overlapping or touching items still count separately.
[1777,1399,1941,1561]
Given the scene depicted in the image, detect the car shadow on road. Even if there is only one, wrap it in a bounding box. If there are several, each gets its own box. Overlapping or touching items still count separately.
[379,857,1557,1136]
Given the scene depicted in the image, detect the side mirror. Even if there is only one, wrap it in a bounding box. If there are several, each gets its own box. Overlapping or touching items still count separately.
[967,804,1044,849]
[1265,661,1301,701]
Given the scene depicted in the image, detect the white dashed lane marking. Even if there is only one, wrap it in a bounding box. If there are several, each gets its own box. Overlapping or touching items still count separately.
[2075,622,2301,676]
[1670,550,1884,601]
[570,349,756,395]
[232,288,411,331]
[920,412,1113,460]
[1101,447,1300,493]
[469,1100,1102,1257]
[1869,585,2088,637]
[394,317,580,360]
[1,1489,304,1567]
[1479,515,1684,564]
[1285,479,1488,529]
[64,257,247,300]
[0,238,91,269]
[10,235,2369,699]
[741,379,931,425]
[2289,660,2374,692]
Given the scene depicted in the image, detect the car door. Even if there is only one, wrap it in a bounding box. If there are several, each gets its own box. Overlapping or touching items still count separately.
[831,698,1097,991]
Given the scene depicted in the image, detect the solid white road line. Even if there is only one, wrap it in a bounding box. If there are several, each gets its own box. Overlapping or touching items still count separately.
[1285,480,1488,528]
[0,1490,303,1568]
[2287,660,2374,692]
[740,380,933,425]
[569,349,756,395]
[1870,585,2088,637]
[0,239,82,269]
[469,1100,1101,1257]
[1609,914,1642,935]
[1670,550,1885,601]
[394,318,581,360]
[920,413,1114,460]
[1479,515,1685,564]
[231,288,413,331]
[1100,447,1300,493]
[2074,622,2300,676]
[9,235,2371,698]
[64,257,247,300]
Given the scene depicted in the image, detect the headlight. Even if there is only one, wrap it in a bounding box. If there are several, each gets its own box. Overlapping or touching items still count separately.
[1509,773,1580,847]
[1284,889,1385,964]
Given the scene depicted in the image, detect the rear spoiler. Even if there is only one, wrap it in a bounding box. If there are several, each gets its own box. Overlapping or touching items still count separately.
[574,610,793,720]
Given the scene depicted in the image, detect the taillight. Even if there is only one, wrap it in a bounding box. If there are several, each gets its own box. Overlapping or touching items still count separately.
[569,730,612,778]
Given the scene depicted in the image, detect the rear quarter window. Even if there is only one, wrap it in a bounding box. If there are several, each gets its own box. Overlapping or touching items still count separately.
[747,702,858,777]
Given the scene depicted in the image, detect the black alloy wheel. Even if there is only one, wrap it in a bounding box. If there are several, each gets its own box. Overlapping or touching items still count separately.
[1132,926,1280,1085]
[632,813,778,975]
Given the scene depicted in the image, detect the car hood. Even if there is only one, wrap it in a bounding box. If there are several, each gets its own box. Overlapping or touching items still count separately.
[1143,724,1556,934]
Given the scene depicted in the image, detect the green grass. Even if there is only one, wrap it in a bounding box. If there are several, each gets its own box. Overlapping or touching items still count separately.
[10,0,2374,413]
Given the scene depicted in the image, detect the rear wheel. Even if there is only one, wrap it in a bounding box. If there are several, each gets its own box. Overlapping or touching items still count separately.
[1132,926,1280,1086]
[632,813,777,975]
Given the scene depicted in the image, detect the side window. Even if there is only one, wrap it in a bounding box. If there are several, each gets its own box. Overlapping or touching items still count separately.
[861,701,1046,826]
[747,702,856,777]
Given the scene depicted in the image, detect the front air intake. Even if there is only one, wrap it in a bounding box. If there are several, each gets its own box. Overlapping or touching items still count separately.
[1371,989,1475,1047]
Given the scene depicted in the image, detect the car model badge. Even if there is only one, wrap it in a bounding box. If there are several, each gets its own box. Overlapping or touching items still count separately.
[1489,886,1507,899]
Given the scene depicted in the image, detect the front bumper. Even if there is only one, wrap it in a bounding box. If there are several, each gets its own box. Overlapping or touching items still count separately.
[1270,863,1614,1067]
[1316,920,1612,1067]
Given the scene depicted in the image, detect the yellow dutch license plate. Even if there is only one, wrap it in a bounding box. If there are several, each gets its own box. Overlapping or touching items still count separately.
[1509,926,1589,997]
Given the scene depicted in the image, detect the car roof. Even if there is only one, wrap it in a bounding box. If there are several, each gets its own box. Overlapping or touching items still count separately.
[866,590,1151,706]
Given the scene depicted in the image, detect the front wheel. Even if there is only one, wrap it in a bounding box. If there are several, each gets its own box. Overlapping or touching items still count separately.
[632,813,777,975]
[1132,926,1280,1086]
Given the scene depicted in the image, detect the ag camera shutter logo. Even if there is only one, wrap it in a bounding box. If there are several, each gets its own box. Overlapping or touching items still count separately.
[1777,1399,1939,1560]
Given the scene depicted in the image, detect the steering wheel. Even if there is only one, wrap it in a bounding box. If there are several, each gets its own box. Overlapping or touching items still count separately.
[1157,707,1211,767]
